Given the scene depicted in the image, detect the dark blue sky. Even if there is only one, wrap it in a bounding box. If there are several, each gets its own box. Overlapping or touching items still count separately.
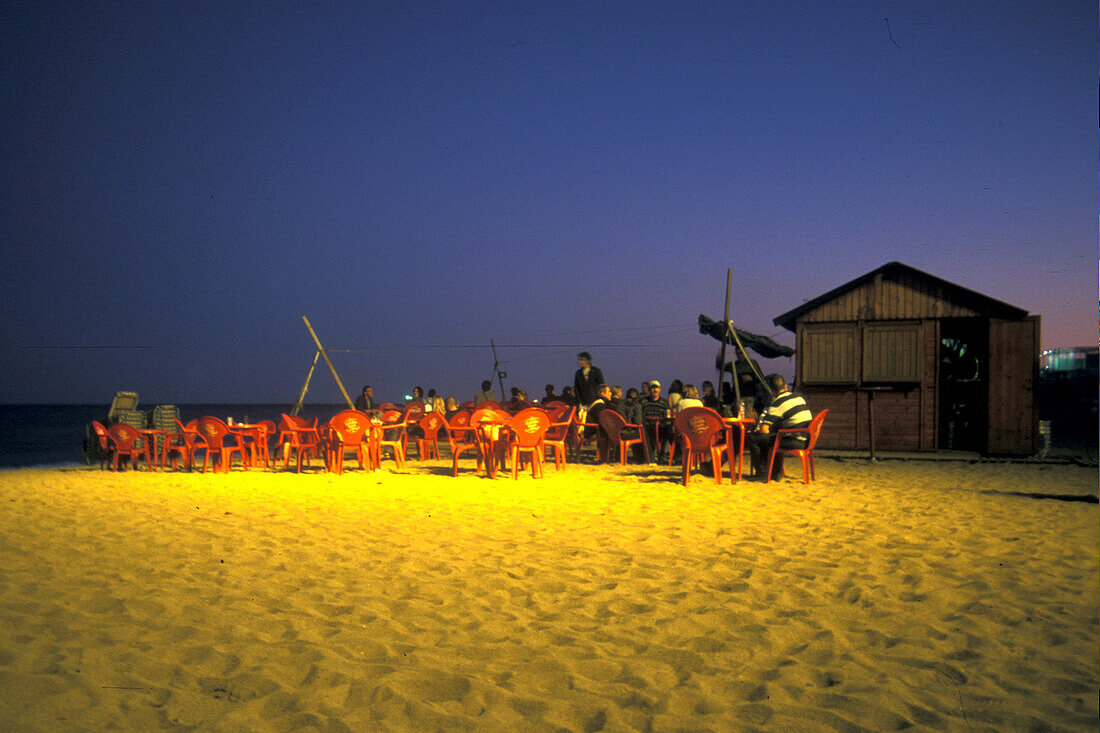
[2,1,1095,405]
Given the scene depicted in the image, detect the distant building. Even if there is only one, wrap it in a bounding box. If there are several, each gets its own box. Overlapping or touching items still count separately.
[773,262,1039,456]
[1039,346,1098,428]
[1040,346,1098,374]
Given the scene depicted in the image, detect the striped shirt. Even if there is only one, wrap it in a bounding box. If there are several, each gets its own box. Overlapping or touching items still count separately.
[760,390,812,434]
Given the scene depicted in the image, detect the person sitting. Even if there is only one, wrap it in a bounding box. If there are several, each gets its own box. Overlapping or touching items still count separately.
[583,384,618,461]
[748,374,812,481]
[560,386,577,406]
[637,380,671,463]
[672,384,705,415]
[355,385,377,412]
[611,385,626,416]
[542,384,559,403]
[622,387,642,424]
[666,379,684,413]
[474,380,497,405]
[510,388,532,410]
[444,396,460,419]
[701,381,719,410]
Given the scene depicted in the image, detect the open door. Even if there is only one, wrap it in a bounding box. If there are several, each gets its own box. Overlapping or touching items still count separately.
[987,316,1039,455]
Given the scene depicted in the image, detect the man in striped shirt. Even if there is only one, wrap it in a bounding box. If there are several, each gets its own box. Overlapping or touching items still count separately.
[749,374,813,480]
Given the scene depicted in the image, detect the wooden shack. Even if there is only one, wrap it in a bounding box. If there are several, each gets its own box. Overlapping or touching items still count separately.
[772,262,1039,455]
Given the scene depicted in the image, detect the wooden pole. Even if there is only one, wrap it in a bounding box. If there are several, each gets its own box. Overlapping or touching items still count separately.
[490,339,506,400]
[292,350,321,416]
[868,390,877,461]
[717,268,732,409]
[301,316,354,409]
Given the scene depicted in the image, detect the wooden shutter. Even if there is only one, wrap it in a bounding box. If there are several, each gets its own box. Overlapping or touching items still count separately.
[862,323,921,383]
[801,325,857,384]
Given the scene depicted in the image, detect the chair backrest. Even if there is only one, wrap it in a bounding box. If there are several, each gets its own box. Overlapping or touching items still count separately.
[476,400,502,410]
[402,400,425,425]
[328,410,372,445]
[508,408,551,448]
[446,410,473,445]
[259,420,277,439]
[91,420,110,450]
[106,422,142,450]
[196,416,232,448]
[547,405,572,423]
[542,400,567,411]
[598,409,630,440]
[419,412,446,438]
[805,409,828,451]
[672,407,726,451]
[544,406,575,440]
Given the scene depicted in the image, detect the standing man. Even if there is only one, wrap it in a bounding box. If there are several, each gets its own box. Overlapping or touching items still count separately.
[573,351,605,408]
[748,374,812,481]
[637,379,671,463]
[355,385,376,412]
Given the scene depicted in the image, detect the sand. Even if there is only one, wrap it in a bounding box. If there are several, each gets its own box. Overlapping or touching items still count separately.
[0,457,1096,732]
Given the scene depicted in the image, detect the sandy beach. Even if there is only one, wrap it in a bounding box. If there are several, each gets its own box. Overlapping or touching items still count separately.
[1,458,1096,731]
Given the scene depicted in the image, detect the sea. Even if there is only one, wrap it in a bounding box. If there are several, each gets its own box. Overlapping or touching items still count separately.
[0,404,349,469]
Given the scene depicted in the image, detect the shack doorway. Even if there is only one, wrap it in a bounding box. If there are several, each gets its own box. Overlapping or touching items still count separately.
[939,318,988,451]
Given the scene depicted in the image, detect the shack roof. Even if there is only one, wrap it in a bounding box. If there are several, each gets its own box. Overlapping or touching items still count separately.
[772,261,1029,332]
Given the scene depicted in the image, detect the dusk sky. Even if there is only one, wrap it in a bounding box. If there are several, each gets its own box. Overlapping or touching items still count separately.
[2,1,1095,406]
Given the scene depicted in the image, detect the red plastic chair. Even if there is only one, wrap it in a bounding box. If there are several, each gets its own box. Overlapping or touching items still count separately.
[766,409,828,484]
[502,408,551,479]
[447,410,481,476]
[463,406,511,477]
[256,420,277,468]
[105,423,150,471]
[541,406,575,471]
[416,413,447,460]
[194,417,246,473]
[323,410,375,474]
[276,414,321,472]
[401,401,426,450]
[598,410,651,465]
[90,421,113,469]
[672,407,727,486]
[374,411,407,469]
[165,418,202,470]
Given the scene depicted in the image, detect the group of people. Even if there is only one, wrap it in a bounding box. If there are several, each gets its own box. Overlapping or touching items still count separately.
[568,352,813,480]
[351,348,813,480]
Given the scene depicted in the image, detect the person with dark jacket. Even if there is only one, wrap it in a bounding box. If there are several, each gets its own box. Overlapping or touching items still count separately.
[355,385,377,412]
[573,351,605,407]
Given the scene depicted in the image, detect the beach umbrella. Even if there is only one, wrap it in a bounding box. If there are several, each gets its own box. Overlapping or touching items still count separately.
[697,315,795,359]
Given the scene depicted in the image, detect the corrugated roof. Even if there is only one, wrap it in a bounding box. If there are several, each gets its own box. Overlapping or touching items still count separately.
[772,261,1029,332]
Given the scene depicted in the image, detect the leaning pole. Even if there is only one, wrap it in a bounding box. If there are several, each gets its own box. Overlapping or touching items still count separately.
[301,316,355,409]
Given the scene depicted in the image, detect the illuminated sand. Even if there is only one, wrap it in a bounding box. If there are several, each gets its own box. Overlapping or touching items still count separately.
[1,460,1096,731]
